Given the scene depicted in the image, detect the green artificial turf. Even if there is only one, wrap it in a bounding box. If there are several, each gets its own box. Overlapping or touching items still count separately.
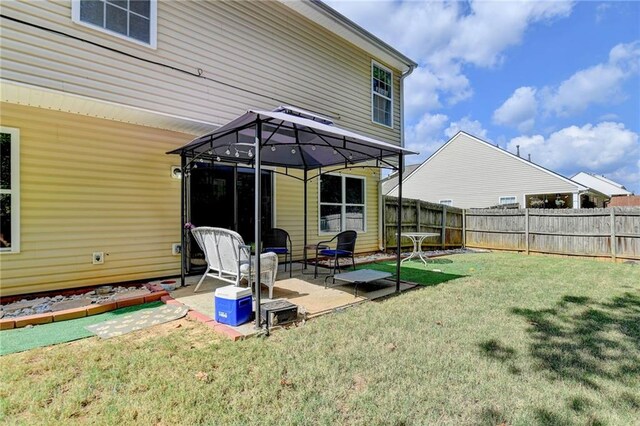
[0,302,163,356]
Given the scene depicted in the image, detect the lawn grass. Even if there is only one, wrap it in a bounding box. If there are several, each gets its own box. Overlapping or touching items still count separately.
[1,252,639,425]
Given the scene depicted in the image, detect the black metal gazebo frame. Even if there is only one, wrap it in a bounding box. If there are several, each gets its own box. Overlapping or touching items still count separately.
[169,106,416,329]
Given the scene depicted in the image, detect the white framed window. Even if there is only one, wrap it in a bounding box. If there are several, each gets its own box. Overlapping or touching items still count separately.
[319,174,366,233]
[372,61,393,128]
[72,0,158,48]
[439,199,453,206]
[499,196,517,205]
[1,127,20,253]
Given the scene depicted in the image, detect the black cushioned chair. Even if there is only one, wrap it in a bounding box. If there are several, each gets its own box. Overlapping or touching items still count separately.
[314,230,357,278]
[263,228,293,278]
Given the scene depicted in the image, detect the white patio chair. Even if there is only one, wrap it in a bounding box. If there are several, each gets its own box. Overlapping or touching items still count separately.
[190,227,279,298]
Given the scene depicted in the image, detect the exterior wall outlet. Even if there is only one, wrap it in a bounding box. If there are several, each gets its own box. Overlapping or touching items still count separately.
[172,243,181,255]
[92,252,104,264]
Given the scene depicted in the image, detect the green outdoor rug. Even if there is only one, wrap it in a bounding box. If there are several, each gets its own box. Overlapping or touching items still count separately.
[85,304,188,339]
[0,302,164,356]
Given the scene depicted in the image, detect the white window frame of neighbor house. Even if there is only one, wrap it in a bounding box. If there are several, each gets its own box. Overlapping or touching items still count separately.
[318,173,367,235]
[499,196,517,205]
[0,127,20,254]
[72,0,158,49]
[371,61,393,128]
[439,199,453,206]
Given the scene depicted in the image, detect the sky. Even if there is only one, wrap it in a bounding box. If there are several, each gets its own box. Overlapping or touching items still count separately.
[326,0,640,193]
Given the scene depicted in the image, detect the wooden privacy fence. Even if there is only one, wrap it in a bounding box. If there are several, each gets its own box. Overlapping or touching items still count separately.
[464,207,640,260]
[384,196,463,249]
[383,198,640,260]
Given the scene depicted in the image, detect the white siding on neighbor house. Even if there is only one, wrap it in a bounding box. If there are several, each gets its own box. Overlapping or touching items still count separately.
[1,0,402,145]
[390,133,582,208]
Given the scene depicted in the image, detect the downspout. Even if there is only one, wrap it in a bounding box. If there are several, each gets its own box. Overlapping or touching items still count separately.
[379,64,416,251]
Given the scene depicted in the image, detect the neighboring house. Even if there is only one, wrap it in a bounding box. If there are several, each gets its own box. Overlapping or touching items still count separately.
[380,164,420,195]
[571,172,633,207]
[0,0,416,296]
[388,132,606,209]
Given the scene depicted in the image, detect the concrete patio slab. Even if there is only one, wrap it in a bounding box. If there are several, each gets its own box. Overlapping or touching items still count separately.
[170,263,414,338]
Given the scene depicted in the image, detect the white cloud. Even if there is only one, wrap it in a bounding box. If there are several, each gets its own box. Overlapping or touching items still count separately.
[405,112,449,157]
[507,122,639,191]
[326,0,574,113]
[404,114,492,162]
[492,87,538,132]
[596,3,611,23]
[543,41,640,116]
[445,117,489,140]
[598,113,620,121]
[493,41,640,128]
[404,66,472,119]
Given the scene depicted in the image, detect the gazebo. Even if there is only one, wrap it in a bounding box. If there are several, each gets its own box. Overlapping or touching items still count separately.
[168,106,417,328]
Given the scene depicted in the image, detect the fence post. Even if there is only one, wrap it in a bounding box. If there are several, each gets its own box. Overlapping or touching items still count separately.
[416,200,421,233]
[525,208,530,255]
[441,205,447,249]
[462,209,466,248]
[382,195,386,250]
[610,209,617,261]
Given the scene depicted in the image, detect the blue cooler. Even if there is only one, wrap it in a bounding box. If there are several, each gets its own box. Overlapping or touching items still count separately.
[214,285,252,326]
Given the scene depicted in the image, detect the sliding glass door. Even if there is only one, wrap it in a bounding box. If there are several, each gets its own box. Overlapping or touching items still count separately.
[188,164,273,270]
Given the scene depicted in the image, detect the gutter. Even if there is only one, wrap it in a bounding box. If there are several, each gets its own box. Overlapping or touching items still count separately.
[379,63,417,251]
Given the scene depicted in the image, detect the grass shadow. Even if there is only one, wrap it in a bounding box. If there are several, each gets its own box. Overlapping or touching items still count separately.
[424,258,454,264]
[511,292,640,389]
[479,407,509,426]
[358,261,466,287]
[479,339,516,362]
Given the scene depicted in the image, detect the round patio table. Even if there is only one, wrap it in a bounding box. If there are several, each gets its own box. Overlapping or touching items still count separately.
[400,232,440,266]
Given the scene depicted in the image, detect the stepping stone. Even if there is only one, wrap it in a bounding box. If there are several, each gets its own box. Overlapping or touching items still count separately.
[4,298,49,312]
[50,298,93,311]
[114,288,150,300]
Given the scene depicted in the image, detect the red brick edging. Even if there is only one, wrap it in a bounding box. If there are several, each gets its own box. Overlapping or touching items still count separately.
[0,284,169,330]
[0,284,243,341]
[160,295,244,341]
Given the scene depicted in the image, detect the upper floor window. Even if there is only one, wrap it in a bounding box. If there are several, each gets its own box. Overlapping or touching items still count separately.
[319,174,366,233]
[499,196,517,205]
[72,0,157,48]
[1,127,20,253]
[372,62,393,128]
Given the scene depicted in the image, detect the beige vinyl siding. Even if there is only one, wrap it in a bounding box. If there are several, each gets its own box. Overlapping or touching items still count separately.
[1,0,401,145]
[274,168,380,260]
[392,133,581,208]
[0,103,381,296]
[0,103,191,296]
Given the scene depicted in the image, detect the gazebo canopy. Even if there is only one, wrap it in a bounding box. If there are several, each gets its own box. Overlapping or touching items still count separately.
[168,106,417,170]
[168,106,417,331]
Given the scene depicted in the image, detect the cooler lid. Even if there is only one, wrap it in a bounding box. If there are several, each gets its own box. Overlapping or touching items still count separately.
[214,285,252,300]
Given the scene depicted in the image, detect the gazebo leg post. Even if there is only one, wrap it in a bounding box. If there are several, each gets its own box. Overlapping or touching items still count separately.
[396,154,403,293]
[180,155,187,287]
[303,169,308,271]
[254,120,263,330]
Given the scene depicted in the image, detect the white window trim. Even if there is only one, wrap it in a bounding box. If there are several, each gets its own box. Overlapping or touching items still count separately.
[1,127,20,254]
[439,199,453,206]
[318,173,367,235]
[499,195,517,205]
[371,60,394,129]
[71,0,158,49]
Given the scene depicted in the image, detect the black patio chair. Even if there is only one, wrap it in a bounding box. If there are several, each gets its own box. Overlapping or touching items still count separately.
[314,230,358,278]
[263,228,293,278]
